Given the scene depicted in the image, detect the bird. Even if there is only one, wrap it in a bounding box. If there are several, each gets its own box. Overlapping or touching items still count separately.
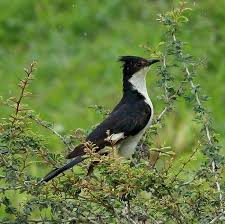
[40,56,159,183]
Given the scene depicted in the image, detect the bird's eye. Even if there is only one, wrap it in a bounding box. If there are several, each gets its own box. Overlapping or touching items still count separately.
[136,62,142,67]
[136,61,146,67]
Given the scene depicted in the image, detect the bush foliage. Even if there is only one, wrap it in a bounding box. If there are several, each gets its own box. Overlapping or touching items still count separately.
[0,2,224,223]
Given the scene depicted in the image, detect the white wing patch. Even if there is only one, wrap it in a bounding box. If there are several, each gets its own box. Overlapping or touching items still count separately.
[105,132,125,144]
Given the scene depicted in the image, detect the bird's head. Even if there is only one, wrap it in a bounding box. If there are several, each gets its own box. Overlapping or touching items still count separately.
[119,56,160,79]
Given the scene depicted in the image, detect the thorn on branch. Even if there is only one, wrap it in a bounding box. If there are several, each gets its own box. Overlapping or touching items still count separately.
[11,62,37,125]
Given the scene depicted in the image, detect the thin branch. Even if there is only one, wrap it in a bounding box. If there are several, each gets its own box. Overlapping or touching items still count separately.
[171,142,200,183]
[0,186,22,192]
[155,55,186,123]
[172,33,224,212]
[11,62,36,125]
[0,153,7,166]
[209,212,225,223]
[28,114,73,151]
[156,107,168,123]
[150,146,173,156]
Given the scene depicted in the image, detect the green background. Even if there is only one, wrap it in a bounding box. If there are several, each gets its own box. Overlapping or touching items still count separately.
[0,0,224,155]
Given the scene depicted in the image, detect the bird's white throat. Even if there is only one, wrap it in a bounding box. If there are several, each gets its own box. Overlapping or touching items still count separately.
[128,67,151,104]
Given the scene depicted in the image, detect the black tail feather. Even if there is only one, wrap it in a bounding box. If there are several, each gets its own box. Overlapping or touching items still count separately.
[38,156,84,184]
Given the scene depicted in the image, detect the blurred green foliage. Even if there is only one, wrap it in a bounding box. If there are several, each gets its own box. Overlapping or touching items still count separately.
[0,0,225,152]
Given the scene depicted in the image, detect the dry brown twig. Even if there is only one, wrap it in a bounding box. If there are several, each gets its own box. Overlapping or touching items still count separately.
[11,62,36,125]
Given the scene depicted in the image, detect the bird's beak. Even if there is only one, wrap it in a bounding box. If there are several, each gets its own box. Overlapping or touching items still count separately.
[147,59,160,66]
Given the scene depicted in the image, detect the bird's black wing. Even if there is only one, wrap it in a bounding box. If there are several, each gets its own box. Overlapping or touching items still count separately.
[41,101,151,182]
[66,101,151,159]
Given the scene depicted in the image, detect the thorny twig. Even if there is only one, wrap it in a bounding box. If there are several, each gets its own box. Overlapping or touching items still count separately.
[28,114,73,151]
[155,55,186,123]
[11,62,36,125]
[209,211,225,223]
[171,142,200,183]
[156,56,169,123]
[172,33,224,212]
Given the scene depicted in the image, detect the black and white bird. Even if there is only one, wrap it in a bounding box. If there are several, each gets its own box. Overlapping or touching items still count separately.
[40,56,159,183]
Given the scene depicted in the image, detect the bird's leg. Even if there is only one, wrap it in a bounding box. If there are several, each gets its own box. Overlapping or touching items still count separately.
[87,152,109,176]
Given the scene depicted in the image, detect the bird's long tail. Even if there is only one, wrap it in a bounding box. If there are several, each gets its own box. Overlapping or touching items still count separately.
[38,156,85,184]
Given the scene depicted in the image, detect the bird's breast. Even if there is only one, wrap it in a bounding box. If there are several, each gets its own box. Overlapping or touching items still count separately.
[118,130,145,158]
[145,97,154,128]
[118,99,153,159]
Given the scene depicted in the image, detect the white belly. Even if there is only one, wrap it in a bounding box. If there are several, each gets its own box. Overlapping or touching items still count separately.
[118,130,145,158]
[117,113,153,159]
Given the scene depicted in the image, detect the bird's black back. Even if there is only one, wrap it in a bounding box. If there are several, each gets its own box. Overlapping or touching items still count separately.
[87,89,151,148]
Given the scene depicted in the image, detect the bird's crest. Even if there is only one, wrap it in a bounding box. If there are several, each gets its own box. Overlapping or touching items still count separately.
[118,56,144,64]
